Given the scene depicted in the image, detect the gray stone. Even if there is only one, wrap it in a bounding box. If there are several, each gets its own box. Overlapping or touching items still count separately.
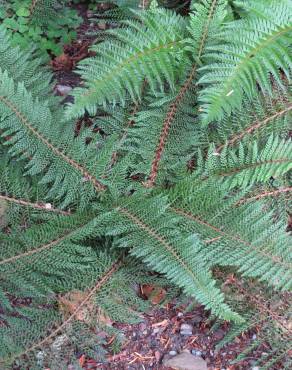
[169,350,178,356]
[139,322,146,331]
[181,323,193,332]
[163,352,207,370]
[55,85,72,96]
[152,328,160,334]
[180,330,192,336]
[178,312,184,317]
[191,350,202,357]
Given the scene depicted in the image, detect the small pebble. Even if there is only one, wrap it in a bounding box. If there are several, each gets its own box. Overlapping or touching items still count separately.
[180,323,193,332]
[177,312,183,317]
[191,350,202,357]
[252,367,259,370]
[139,322,146,331]
[152,328,160,334]
[142,330,148,335]
[169,350,177,356]
[55,85,72,96]
[252,334,257,340]
[154,350,161,361]
[180,330,192,336]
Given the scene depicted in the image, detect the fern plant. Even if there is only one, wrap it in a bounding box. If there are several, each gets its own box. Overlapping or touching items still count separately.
[0,0,291,368]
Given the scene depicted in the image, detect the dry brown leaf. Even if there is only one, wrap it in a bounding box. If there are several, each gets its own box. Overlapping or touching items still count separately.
[58,290,94,324]
[152,319,168,328]
[50,53,73,71]
[78,354,86,367]
[141,284,166,305]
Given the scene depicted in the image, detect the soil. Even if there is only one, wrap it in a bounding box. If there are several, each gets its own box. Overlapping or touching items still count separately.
[101,301,258,370]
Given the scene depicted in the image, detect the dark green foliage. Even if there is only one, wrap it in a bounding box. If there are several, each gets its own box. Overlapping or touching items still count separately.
[0,0,291,368]
[0,0,82,57]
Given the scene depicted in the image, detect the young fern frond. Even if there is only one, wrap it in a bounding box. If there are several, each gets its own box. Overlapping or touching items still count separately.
[196,135,292,189]
[198,0,292,123]
[67,8,187,118]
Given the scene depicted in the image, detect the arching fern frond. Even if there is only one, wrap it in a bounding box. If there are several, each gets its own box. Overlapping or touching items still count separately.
[168,179,292,291]
[0,70,110,208]
[198,0,292,123]
[66,8,187,118]
[98,193,242,322]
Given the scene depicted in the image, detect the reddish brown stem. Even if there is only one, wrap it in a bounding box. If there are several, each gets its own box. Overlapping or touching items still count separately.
[0,195,70,215]
[216,104,292,153]
[145,0,219,187]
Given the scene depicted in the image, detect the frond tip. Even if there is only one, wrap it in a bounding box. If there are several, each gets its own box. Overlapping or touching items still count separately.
[198,0,292,123]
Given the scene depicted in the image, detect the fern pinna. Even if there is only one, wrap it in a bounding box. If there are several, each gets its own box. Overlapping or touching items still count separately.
[0,0,291,368]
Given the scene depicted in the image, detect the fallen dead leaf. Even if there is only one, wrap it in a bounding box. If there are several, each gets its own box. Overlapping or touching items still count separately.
[78,354,86,367]
[141,284,166,305]
[58,290,94,324]
[152,319,168,328]
[50,53,73,71]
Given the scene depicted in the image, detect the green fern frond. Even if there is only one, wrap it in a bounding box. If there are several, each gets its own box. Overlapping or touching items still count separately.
[0,26,56,104]
[0,254,121,366]
[204,83,292,150]
[196,135,292,188]
[66,8,187,118]
[28,0,67,26]
[0,71,111,208]
[135,0,227,187]
[168,179,292,291]
[98,193,243,322]
[198,0,292,123]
